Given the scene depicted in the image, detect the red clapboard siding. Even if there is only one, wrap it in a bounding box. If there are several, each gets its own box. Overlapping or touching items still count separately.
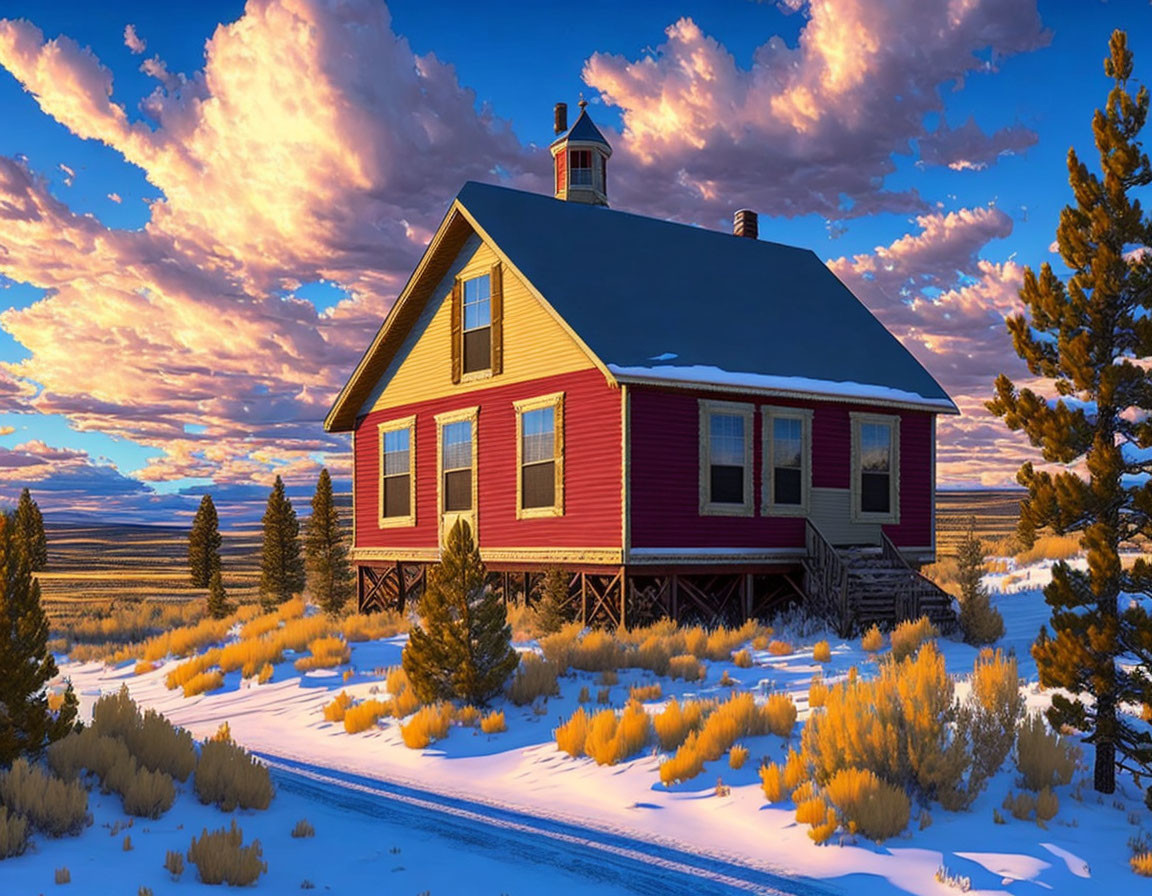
[354,368,621,550]
[628,386,935,550]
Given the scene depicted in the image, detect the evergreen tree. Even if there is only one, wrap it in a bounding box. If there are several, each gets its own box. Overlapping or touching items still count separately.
[206,570,232,620]
[187,494,222,588]
[14,487,47,572]
[402,519,518,705]
[988,31,1152,795]
[259,475,304,608]
[0,512,76,764]
[534,567,570,636]
[304,468,354,615]
[955,518,1004,646]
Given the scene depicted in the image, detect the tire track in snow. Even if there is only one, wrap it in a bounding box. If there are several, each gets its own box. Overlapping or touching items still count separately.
[261,753,840,896]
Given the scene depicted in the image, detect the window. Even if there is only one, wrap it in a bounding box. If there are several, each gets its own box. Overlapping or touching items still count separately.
[377,416,416,528]
[570,149,592,186]
[699,400,754,516]
[462,274,491,374]
[514,393,564,518]
[763,406,812,514]
[851,413,900,523]
[442,420,473,512]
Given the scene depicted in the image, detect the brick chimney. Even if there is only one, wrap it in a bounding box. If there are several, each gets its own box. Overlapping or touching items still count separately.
[733,209,758,239]
[554,102,568,135]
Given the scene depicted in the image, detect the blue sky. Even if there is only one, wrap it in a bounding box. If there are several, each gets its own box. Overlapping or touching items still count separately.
[0,0,1149,523]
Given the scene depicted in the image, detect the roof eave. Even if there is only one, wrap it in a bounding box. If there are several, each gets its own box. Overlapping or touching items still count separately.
[611,371,960,415]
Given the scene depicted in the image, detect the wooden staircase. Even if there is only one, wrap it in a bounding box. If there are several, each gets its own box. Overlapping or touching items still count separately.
[802,520,955,637]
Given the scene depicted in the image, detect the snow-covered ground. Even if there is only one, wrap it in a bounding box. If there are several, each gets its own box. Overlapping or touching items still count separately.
[8,559,1151,895]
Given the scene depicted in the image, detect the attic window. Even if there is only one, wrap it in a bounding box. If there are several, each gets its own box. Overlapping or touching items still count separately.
[462,274,491,373]
[570,149,593,186]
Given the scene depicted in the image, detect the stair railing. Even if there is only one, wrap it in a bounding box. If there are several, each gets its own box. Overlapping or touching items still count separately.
[804,520,853,636]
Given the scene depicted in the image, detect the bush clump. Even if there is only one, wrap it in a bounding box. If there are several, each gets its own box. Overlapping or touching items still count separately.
[0,806,29,859]
[505,653,561,705]
[812,640,832,663]
[583,703,651,766]
[889,616,937,661]
[343,699,390,734]
[660,693,782,785]
[729,745,749,769]
[767,640,793,656]
[1015,713,1078,791]
[194,739,273,811]
[860,624,885,653]
[824,767,910,842]
[0,758,88,837]
[667,654,705,681]
[90,687,197,781]
[555,707,590,757]
[104,754,174,819]
[291,819,315,838]
[164,849,185,879]
[628,682,663,702]
[651,698,713,752]
[187,821,266,886]
[323,691,354,723]
[400,703,455,749]
[732,649,753,668]
[961,648,1024,780]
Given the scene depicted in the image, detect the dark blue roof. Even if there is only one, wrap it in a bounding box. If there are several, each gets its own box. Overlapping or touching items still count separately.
[456,181,953,407]
[550,107,610,149]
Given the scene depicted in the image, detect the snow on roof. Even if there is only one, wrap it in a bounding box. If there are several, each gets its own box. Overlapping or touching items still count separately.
[607,364,959,412]
[457,182,955,411]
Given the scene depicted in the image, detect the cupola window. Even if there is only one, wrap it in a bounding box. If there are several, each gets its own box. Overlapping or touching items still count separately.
[570,149,593,186]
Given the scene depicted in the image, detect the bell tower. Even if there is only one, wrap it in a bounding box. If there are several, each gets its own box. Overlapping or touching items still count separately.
[550,99,611,206]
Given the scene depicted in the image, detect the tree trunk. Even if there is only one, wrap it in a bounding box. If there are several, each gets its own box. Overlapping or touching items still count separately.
[1094,734,1116,794]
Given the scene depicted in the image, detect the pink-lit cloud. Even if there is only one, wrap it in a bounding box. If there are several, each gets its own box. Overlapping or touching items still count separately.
[123,24,146,55]
[584,1,1048,224]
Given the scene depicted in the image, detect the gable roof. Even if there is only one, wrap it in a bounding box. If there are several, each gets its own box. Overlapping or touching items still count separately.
[455,182,955,408]
[325,182,956,432]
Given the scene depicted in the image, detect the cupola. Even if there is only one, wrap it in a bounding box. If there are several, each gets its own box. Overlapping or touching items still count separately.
[550,99,611,206]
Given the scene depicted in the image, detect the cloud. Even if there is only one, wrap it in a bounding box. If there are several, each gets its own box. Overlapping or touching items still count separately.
[584,1,1048,224]
[123,24,146,55]
[0,1,539,489]
[58,162,74,186]
[828,207,1044,485]
[919,117,1039,172]
[107,191,121,203]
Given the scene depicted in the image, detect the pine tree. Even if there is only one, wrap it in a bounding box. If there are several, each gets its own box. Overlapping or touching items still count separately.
[304,468,354,615]
[187,494,222,588]
[955,518,1004,646]
[0,512,76,764]
[988,30,1152,795]
[206,570,232,620]
[402,519,518,705]
[535,567,570,636]
[259,475,304,608]
[14,487,47,572]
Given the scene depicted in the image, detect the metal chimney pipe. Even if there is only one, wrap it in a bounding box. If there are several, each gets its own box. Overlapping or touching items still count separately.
[554,102,568,135]
[733,209,758,239]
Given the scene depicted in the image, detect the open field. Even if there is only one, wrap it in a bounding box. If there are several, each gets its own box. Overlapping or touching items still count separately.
[934,488,1024,557]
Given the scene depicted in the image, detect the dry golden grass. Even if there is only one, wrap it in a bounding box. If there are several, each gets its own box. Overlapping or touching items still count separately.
[861,624,885,653]
[182,669,225,697]
[1132,852,1152,876]
[1015,713,1078,791]
[343,699,391,734]
[1035,786,1058,822]
[340,611,407,642]
[809,675,828,708]
[729,745,749,769]
[667,654,705,681]
[652,698,714,752]
[504,649,562,704]
[0,806,28,859]
[293,636,350,672]
[256,663,273,684]
[322,692,354,723]
[194,739,272,811]
[660,693,781,785]
[732,649,753,668]
[1015,534,1082,566]
[556,707,591,757]
[568,630,627,672]
[187,821,266,886]
[0,758,88,837]
[812,640,831,663]
[767,640,793,656]
[480,711,507,734]
[629,682,663,702]
[760,762,788,802]
[583,702,651,766]
[889,616,937,662]
[400,703,455,749]
[824,767,910,841]
[456,705,481,727]
[291,819,315,839]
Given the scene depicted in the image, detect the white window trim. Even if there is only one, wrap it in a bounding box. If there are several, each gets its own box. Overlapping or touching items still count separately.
[513,392,565,519]
[377,415,417,529]
[850,411,900,525]
[435,406,480,524]
[698,399,755,517]
[761,406,813,516]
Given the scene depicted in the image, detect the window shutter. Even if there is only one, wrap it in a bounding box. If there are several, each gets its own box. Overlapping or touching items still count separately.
[490,262,504,375]
[554,396,565,512]
[450,279,462,384]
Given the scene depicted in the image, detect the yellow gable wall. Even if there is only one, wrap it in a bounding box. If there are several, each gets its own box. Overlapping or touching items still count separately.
[364,232,600,413]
